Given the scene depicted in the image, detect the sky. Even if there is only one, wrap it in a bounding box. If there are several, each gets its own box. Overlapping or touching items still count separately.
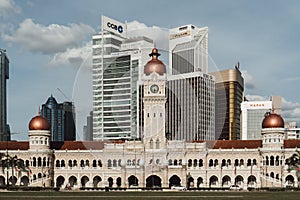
[1,0,300,141]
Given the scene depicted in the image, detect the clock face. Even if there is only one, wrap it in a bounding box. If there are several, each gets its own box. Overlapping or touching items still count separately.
[150,84,159,93]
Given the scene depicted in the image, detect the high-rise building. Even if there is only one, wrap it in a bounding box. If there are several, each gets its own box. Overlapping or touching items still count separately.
[83,111,93,141]
[169,25,208,75]
[241,96,282,140]
[241,101,272,140]
[92,16,153,140]
[0,49,10,141]
[209,67,244,140]
[41,95,76,141]
[166,72,215,140]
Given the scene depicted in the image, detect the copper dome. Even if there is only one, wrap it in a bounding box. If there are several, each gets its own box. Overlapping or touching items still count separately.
[262,113,284,129]
[144,48,166,76]
[29,115,50,131]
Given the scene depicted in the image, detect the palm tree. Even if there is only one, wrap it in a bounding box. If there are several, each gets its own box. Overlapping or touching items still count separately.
[286,151,300,172]
[0,153,28,186]
[286,150,300,186]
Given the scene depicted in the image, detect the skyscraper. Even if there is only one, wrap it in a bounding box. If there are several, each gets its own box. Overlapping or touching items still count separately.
[241,96,282,140]
[169,24,208,75]
[41,95,76,141]
[92,16,153,140]
[209,67,244,140]
[166,72,215,140]
[0,49,10,141]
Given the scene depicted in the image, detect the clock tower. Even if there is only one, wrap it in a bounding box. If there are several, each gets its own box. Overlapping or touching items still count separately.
[143,48,167,149]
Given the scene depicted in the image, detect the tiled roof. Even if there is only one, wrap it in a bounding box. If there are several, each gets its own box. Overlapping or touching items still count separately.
[51,140,125,150]
[192,140,262,149]
[284,140,300,148]
[0,141,29,150]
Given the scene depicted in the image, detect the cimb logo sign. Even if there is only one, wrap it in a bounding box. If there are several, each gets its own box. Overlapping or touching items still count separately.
[107,22,123,34]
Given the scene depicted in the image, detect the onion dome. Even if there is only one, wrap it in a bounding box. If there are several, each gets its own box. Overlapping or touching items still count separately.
[29,115,50,131]
[262,112,284,129]
[144,48,166,76]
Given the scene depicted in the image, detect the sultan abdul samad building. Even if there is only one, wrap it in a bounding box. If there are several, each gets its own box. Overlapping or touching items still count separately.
[0,48,300,189]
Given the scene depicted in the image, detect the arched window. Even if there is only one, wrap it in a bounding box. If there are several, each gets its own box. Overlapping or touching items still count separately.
[127,159,132,166]
[174,159,178,166]
[221,159,226,167]
[33,157,36,167]
[253,159,257,166]
[68,160,72,167]
[275,156,279,166]
[209,159,213,167]
[107,160,112,168]
[193,159,198,167]
[270,156,274,166]
[61,160,65,167]
[227,159,231,166]
[168,159,172,166]
[214,159,218,167]
[199,159,203,167]
[93,160,97,167]
[234,159,239,167]
[42,157,46,167]
[113,159,117,167]
[37,157,42,167]
[156,139,160,149]
[40,137,43,144]
[247,159,251,166]
[188,159,192,167]
[98,160,102,167]
[150,139,153,149]
[25,160,30,167]
[118,159,121,167]
[73,160,77,167]
[55,160,60,168]
[156,159,160,165]
[266,156,269,165]
[85,160,89,167]
[80,160,85,167]
[240,159,244,166]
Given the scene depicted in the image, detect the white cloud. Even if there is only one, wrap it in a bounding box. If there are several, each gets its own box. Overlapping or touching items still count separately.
[282,98,300,123]
[245,94,269,101]
[241,70,255,90]
[0,0,21,17]
[49,42,92,68]
[127,20,169,51]
[2,18,95,54]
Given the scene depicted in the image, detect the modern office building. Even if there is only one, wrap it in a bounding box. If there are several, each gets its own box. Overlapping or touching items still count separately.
[241,96,282,140]
[166,72,215,140]
[0,49,10,141]
[41,95,76,141]
[92,16,154,140]
[241,101,272,140]
[209,67,244,140]
[169,24,208,75]
[83,111,93,141]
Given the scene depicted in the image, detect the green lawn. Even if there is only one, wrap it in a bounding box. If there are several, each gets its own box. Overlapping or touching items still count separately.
[0,191,299,200]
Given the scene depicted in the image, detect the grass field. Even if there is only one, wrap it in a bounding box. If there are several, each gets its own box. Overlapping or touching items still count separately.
[0,191,299,200]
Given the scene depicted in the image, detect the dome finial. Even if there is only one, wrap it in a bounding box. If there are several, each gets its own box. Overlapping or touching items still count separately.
[38,106,41,116]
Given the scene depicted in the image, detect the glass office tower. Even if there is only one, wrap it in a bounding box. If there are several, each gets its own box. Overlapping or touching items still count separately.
[169,25,208,75]
[166,72,215,141]
[0,49,10,141]
[41,95,76,141]
[92,18,153,140]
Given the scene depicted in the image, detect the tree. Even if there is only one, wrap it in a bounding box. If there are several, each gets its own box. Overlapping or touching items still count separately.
[0,153,28,186]
[286,150,300,172]
[286,150,300,186]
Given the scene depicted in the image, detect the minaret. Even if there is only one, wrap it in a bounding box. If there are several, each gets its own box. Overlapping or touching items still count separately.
[143,48,167,149]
